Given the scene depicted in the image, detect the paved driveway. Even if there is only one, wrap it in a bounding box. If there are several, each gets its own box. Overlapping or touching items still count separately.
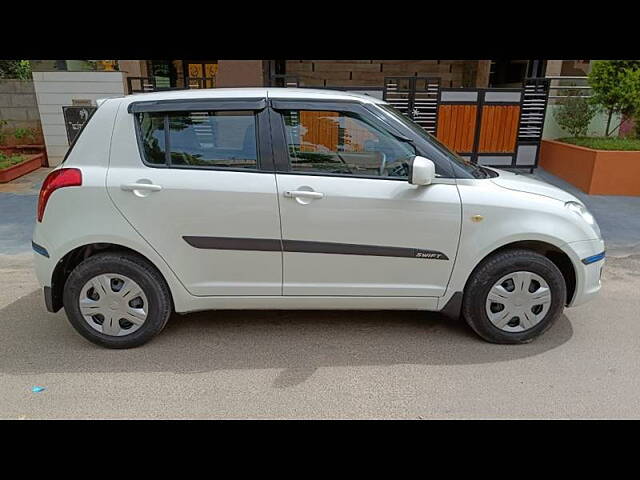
[0,168,49,255]
[0,254,638,419]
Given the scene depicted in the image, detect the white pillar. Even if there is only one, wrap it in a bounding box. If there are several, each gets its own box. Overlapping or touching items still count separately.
[32,71,126,166]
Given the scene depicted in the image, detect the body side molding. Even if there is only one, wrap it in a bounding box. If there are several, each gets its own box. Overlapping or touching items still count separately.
[183,236,448,260]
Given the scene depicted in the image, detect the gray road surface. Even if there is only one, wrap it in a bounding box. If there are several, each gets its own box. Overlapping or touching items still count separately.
[0,253,638,419]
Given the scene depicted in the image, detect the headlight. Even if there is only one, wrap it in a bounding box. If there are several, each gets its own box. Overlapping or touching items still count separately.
[565,201,601,237]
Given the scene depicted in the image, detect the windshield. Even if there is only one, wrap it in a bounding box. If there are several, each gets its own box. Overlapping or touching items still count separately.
[374,104,493,179]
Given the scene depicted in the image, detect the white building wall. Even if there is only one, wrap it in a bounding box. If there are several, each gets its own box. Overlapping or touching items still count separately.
[32,71,126,166]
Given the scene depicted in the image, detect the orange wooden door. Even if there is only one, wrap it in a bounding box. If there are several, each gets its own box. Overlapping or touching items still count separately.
[477,105,520,153]
[436,105,477,153]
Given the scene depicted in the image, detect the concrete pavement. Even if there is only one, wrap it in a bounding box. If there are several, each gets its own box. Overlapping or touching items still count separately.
[0,252,638,419]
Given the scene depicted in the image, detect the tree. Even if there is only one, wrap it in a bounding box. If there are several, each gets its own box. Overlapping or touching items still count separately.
[0,60,32,79]
[553,88,596,137]
[588,60,640,136]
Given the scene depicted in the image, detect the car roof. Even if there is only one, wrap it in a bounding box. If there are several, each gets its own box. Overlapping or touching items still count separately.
[117,87,386,106]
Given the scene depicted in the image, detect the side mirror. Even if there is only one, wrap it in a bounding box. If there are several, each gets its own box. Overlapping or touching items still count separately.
[409,156,436,186]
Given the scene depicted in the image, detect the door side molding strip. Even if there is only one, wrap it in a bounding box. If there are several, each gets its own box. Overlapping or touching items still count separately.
[183,236,448,260]
[283,240,448,260]
[183,236,281,251]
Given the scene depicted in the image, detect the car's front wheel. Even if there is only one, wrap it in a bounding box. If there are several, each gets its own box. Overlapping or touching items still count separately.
[462,249,567,344]
[62,252,172,348]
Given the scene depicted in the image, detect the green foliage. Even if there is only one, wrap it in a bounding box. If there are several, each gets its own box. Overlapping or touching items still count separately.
[557,136,640,151]
[588,60,640,136]
[633,113,640,139]
[553,88,596,137]
[0,152,26,169]
[12,127,37,143]
[0,60,32,79]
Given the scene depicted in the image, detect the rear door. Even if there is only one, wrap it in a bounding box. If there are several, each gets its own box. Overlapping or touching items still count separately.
[107,97,283,296]
[269,100,462,297]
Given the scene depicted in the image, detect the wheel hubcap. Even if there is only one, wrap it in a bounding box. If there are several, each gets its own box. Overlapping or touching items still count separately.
[79,274,148,337]
[485,271,552,333]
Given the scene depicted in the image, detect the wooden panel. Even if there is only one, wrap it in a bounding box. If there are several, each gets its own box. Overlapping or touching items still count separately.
[478,105,520,153]
[436,105,477,153]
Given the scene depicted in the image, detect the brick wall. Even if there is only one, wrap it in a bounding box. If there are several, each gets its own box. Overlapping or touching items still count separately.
[0,79,42,135]
[285,60,472,88]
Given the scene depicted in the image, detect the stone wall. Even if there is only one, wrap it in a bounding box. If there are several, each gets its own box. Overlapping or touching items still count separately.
[0,79,42,135]
[285,60,474,88]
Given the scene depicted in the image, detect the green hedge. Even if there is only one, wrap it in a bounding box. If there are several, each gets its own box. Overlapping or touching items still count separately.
[557,136,640,151]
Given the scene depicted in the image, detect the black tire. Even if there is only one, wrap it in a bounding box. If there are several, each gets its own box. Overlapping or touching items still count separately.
[62,252,172,349]
[462,249,566,344]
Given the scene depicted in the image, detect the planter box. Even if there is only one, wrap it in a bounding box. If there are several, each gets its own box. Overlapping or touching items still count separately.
[0,144,48,167]
[540,139,640,196]
[0,153,44,183]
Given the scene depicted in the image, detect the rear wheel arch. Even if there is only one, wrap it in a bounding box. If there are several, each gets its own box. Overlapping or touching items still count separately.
[49,243,173,313]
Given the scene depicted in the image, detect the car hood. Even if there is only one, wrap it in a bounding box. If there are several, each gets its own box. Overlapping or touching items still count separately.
[488,168,579,203]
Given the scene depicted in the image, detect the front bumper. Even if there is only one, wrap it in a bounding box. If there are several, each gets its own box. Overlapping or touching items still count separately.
[566,238,605,307]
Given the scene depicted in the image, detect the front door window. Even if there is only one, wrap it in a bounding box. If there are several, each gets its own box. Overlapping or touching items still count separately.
[281,110,415,178]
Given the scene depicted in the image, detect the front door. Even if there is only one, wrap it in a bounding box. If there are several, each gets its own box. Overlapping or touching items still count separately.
[270,102,461,297]
[107,99,282,296]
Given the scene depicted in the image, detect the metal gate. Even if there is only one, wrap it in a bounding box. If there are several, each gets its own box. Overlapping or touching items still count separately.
[383,77,441,134]
[383,77,550,170]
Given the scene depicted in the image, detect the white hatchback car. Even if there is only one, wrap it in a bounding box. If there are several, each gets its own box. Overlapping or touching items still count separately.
[32,88,604,348]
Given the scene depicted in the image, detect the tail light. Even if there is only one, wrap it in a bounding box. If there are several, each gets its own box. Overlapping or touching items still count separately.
[37,168,82,222]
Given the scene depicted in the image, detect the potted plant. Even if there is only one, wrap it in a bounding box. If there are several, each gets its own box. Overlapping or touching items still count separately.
[540,61,640,196]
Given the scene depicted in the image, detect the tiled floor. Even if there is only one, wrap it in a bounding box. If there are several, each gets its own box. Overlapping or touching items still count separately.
[0,167,51,196]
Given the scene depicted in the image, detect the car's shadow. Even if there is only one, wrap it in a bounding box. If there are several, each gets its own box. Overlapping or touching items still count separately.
[0,290,573,388]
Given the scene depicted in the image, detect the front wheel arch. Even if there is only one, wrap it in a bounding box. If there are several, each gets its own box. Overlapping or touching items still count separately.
[464,240,576,306]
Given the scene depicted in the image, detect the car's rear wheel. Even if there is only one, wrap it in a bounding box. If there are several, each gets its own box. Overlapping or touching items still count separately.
[63,252,172,348]
[462,249,567,344]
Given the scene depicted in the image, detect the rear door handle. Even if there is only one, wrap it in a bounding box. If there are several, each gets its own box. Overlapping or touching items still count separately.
[284,190,324,199]
[121,183,162,192]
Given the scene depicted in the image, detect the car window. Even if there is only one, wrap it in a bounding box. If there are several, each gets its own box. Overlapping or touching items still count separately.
[282,110,415,178]
[137,112,166,165]
[136,110,258,170]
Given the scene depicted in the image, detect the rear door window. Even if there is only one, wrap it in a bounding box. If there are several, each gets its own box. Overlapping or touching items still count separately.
[136,110,258,170]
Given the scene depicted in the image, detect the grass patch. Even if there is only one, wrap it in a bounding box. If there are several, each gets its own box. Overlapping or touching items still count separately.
[557,136,640,151]
[0,152,26,169]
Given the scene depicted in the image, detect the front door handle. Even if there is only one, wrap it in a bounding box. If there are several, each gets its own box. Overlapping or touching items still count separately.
[284,190,324,199]
[121,183,162,192]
